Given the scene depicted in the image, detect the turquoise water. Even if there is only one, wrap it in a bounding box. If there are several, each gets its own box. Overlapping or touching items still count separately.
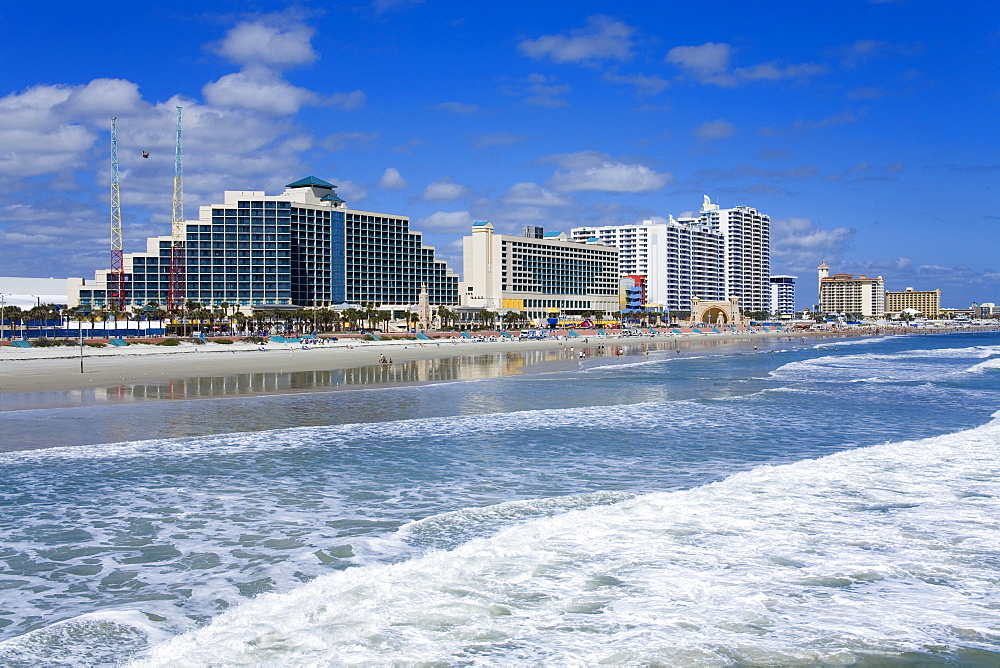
[0,332,998,665]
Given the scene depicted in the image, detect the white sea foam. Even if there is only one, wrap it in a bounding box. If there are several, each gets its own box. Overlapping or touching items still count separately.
[134,414,1000,666]
[0,610,170,666]
[967,357,1000,374]
[580,358,666,372]
[771,343,1000,385]
[810,335,900,349]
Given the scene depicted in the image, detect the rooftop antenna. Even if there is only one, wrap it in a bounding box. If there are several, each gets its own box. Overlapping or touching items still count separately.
[167,106,185,313]
[109,117,126,311]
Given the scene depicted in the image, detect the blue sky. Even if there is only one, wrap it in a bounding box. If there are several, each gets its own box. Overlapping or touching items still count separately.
[0,0,997,308]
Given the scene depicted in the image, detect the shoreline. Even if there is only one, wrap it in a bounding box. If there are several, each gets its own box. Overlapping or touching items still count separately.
[0,327,987,403]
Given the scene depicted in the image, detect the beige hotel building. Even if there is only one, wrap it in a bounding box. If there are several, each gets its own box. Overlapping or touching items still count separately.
[885,287,941,319]
[817,262,886,317]
[461,222,620,324]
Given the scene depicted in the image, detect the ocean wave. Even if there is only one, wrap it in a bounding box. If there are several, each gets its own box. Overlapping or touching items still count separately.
[811,335,897,349]
[134,413,1000,666]
[771,343,1000,385]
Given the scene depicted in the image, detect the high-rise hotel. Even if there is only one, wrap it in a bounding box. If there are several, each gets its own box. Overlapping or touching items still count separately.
[461,222,620,323]
[570,217,725,313]
[699,196,771,313]
[69,177,459,311]
[818,262,885,317]
[571,196,770,315]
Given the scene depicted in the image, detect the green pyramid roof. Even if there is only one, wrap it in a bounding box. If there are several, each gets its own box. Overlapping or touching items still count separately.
[286,176,335,189]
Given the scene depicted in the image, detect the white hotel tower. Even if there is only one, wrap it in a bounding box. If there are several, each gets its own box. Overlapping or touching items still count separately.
[698,196,771,314]
[571,196,770,315]
[570,218,724,313]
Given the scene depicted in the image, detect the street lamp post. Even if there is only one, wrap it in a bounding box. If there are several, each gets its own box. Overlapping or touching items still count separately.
[77,306,91,373]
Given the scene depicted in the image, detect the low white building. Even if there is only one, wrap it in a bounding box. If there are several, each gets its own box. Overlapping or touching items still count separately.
[0,277,68,310]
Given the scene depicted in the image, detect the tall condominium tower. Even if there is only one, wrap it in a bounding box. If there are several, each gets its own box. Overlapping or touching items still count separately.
[69,177,458,311]
[570,217,724,313]
[699,196,771,313]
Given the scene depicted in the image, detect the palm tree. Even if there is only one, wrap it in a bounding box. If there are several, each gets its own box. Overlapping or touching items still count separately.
[342,308,363,331]
[436,305,458,330]
[25,305,47,340]
[89,307,107,337]
[1,305,22,340]
[501,310,521,331]
[362,305,380,331]
[475,309,498,331]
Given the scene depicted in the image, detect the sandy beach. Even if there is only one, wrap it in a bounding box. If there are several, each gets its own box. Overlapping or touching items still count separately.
[0,327,930,398]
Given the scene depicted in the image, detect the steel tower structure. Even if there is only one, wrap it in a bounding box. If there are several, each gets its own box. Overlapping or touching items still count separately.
[109,117,126,311]
[167,106,185,313]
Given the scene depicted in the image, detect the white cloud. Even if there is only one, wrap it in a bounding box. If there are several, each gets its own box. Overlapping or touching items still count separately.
[518,16,634,64]
[332,179,368,202]
[472,132,528,149]
[416,210,475,233]
[323,131,378,151]
[693,119,736,139]
[203,68,320,115]
[847,86,888,100]
[210,20,317,70]
[666,42,731,80]
[57,78,145,117]
[433,102,479,115]
[833,39,920,68]
[734,62,828,82]
[523,73,571,107]
[602,72,669,96]
[759,110,862,136]
[378,167,408,190]
[0,124,95,176]
[328,91,367,111]
[0,81,145,176]
[372,0,424,14]
[205,19,359,117]
[666,42,827,87]
[423,178,469,202]
[502,182,570,206]
[0,19,341,276]
[392,138,425,154]
[545,151,672,193]
[770,216,854,270]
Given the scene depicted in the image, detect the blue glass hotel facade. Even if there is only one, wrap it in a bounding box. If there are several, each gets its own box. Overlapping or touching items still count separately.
[69,177,459,311]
